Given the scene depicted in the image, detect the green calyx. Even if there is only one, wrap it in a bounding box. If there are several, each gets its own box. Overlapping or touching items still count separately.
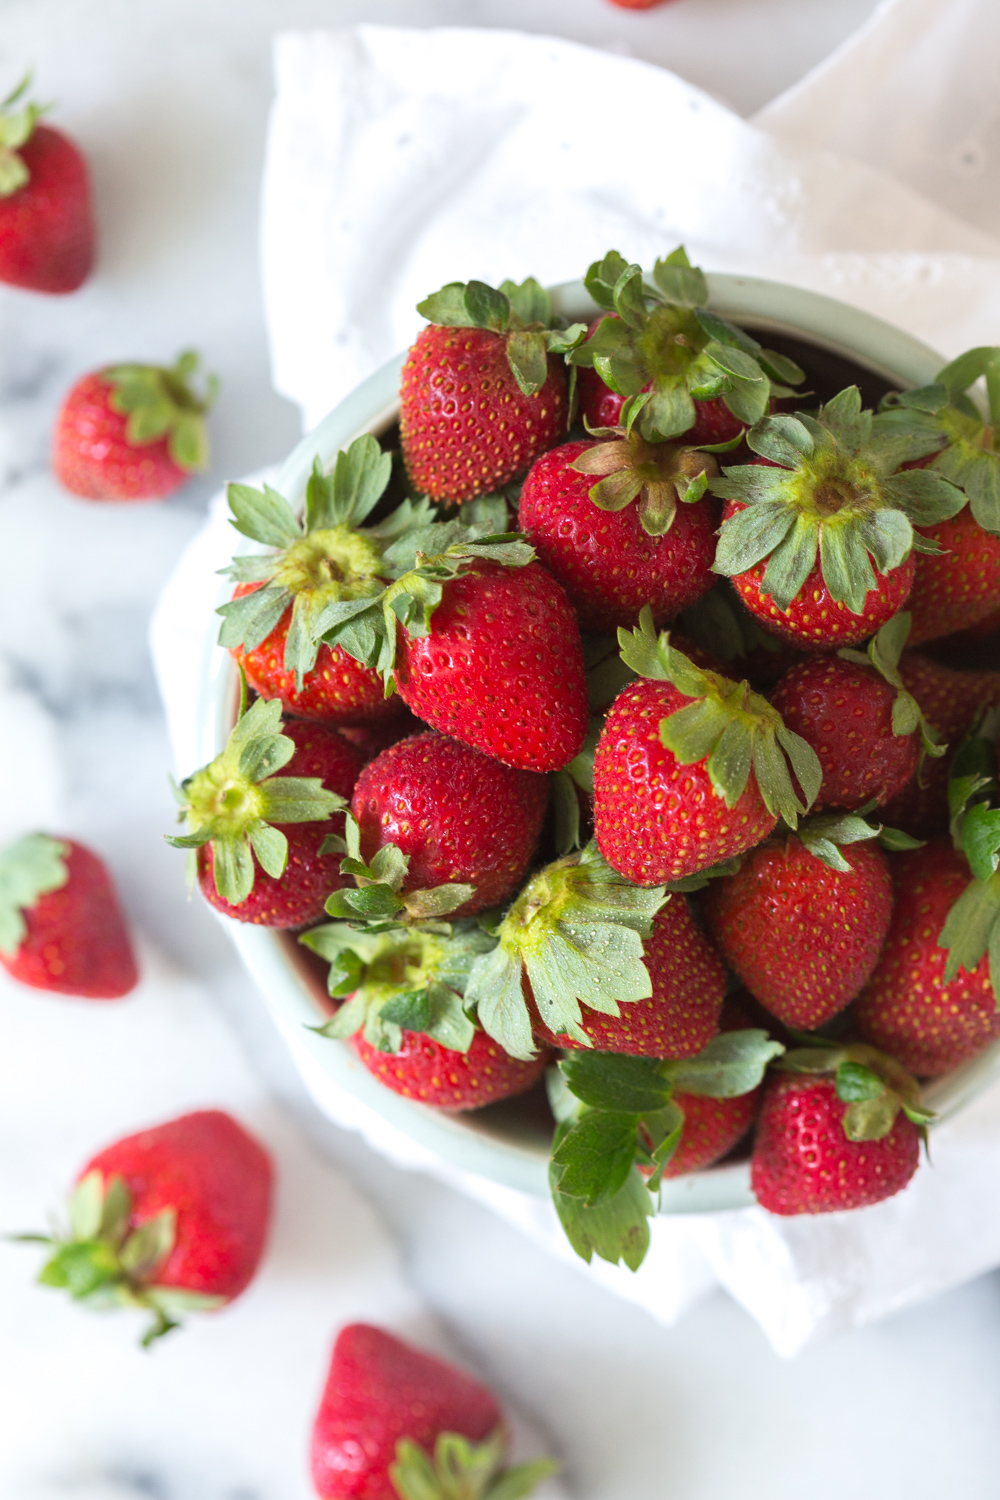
[569,415,720,537]
[568,246,804,442]
[838,611,945,759]
[0,75,44,197]
[15,1170,224,1347]
[165,694,344,906]
[710,387,967,614]
[104,350,218,473]
[941,707,1000,1005]
[796,810,922,873]
[0,832,68,958]
[548,1030,784,1270]
[779,1039,933,1142]
[619,608,822,827]
[390,1427,558,1500]
[417,274,587,396]
[551,717,602,858]
[464,841,667,1062]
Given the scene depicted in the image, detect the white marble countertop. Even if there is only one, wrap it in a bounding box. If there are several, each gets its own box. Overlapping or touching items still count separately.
[4,2,1000,1497]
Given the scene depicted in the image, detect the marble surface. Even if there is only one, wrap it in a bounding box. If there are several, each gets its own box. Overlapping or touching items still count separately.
[4,1,1000,1497]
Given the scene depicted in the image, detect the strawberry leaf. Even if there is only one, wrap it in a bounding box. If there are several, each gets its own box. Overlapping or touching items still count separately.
[0,832,69,958]
[663,1029,784,1097]
[549,1155,653,1272]
[550,1110,640,1206]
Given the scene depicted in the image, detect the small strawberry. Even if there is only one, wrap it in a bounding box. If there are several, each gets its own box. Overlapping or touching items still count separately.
[703,815,894,1029]
[658,997,765,1178]
[0,76,93,293]
[750,1044,928,1215]
[354,1026,552,1112]
[53,351,217,501]
[311,1323,555,1500]
[167,695,357,926]
[569,248,803,443]
[518,434,719,631]
[399,276,585,504]
[591,611,821,885]
[351,732,548,918]
[18,1110,272,1344]
[0,833,137,999]
[710,389,965,647]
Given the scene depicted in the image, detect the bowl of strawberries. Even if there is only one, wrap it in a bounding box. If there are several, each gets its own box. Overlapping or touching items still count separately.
[170,248,1000,1269]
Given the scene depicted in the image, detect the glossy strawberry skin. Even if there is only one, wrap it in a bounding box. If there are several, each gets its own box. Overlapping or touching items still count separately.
[769,656,919,811]
[854,840,1000,1076]
[881,655,1000,837]
[518,439,719,631]
[907,508,1000,644]
[0,124,94,293]
[532,896,725,1058]
[230,583,402,727]
[724,496,916,648]
[394,561,589,772]
[751,1073,920,1215]
[593,677,777,885]
[352,733,548,917]
[311,1323,502,1500]
[52,371,190,501]
[703,835,893,1029]
[354,1026,552,1111]
[399,325,567,504]
[198,719,363,927]
[81,1110,273,1299]
[0,840,138,999]
[661,1091,760,1178]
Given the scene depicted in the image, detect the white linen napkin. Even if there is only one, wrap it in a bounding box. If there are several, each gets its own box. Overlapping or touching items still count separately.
[154,13,1000,1357]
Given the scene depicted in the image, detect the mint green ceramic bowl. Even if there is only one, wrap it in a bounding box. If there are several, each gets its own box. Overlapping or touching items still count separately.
[195,274,1000,1211]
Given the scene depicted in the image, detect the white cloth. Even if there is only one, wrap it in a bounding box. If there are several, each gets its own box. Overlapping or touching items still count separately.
[154,8,1000,1358]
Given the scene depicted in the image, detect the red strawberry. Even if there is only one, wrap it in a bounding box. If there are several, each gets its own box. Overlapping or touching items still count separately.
[354,1025,552,1111]
[751,1069,920,1215]
[351,732,548,918]
[703,825,893,1029]
[0,834,137,999]
[400,276,575,504]
[23,1110,272,1343]
[168,699,360,928]
[531,895,725,1058]
[907,507,1000,644]
[393,560,589,772]
[53,353,217,501]
[518,437,719,631]
[855,840,1000,1076]
[312,1324,552,1500]
[577,338,748,445]
[0,79,93,293]
[661,1090,761,1177]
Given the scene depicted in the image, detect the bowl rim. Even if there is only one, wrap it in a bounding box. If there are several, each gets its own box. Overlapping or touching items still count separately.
[195,270,1000,1208]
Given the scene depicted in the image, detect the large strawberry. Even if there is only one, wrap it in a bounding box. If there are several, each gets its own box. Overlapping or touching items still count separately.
[351,732,548,918]
[19,1110,272,1344]
[311,1323,555,1500]
[399,276,585,504]
[0,77,93,293]
[53,352,217,501]
[518,433,719,631]
[0,833,138,999]
[591,611,821,886]
[750,1044,928,1214]
[569,248,803,443]
[703,815,894,1029]
[167,696,357,926]
[710,390,965,647]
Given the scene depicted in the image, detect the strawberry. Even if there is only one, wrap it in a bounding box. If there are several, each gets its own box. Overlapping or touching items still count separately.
[399,276,585,504]
[855,839,1000,1076]
[311,1323,555,1500]
[659,1088,760,1177]
[750,1044,928,1214]
[709,388,964,648]
[0,77,93,293]
[19,1110,272,1344]
[351,732,548,918]
[53,352,217,501]
[591,612,821,886]
[353,1025,552,1112]
[0,833,137,999]
[569,249,803,445]
[703,816,893,1029]
[167,696,358,927]
[908,508,1000,644]
[517,435,719,631]
[768,613,937,810]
